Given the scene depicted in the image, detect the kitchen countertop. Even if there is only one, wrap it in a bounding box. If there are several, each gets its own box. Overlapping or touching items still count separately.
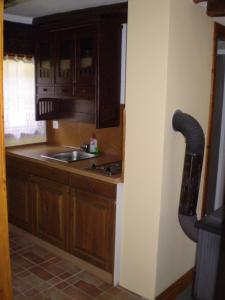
[6,143,123,184]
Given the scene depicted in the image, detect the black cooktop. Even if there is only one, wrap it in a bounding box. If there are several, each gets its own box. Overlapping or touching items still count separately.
[87,161,122,176]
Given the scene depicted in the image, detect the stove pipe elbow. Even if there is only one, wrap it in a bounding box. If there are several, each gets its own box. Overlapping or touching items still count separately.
[172,110,205,243]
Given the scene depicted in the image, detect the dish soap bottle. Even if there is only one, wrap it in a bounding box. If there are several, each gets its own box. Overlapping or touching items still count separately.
[90,133,99,154]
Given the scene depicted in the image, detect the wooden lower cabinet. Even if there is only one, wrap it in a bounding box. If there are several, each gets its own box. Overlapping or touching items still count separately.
[32,176,69,250]
[70,189,115,272]
[6,157,117,273]
[7,170,33,232]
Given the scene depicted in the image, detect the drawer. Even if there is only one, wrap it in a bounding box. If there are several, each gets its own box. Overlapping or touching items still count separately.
[37,86,54,96]
[55,86,73,97]
[6,156,70,185]
[76,85,95,100]
[70,174,116,199]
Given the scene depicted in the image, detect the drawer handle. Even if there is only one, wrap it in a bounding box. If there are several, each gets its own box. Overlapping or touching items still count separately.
[43,88,48,92]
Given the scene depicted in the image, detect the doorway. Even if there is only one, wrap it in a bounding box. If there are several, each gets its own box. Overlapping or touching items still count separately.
[203,23,225,215]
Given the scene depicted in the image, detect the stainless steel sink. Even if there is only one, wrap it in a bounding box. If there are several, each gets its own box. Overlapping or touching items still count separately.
[41,150,98,163]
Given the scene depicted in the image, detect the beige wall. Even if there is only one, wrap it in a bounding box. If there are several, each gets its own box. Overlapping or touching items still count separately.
[121,0,170,298]
[155,0,214,295]
[121,0,214,299]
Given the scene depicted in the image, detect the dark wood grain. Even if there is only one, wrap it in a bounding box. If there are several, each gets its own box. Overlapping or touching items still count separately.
[96,19,121,128]
[6,156,70,185]
[7,168,33,232]
[32,175,70,250]
[70,174,116,199]
[34,5,125,127]
[33,3,127,28]
[4,21,35,56]
[70,188,115,272]
[207,0,225,17]
[6,153,117,273]
[155,268,194,300]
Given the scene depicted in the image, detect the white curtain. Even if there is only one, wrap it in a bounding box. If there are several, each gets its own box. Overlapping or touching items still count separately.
[3,56,46,146]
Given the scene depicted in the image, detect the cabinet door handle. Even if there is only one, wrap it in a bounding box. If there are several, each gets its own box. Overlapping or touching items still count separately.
[43,88,48,92]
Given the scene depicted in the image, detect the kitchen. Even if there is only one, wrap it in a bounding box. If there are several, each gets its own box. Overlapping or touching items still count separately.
[0,1,218,300]
[4,0,128,299]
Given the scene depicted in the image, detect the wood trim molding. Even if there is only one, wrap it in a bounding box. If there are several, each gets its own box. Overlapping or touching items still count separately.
[33,3,127,28]
[155,268,194,300]
[0,0,13,298]
[201,23,225,216]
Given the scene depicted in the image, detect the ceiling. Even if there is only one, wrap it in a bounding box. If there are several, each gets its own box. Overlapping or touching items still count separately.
[4,0,127,22]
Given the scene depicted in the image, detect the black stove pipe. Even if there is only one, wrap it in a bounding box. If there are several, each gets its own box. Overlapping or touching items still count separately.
[172,110,205,243]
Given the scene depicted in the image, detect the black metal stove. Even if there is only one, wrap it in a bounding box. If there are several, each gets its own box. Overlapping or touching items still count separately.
[87,161,122,176]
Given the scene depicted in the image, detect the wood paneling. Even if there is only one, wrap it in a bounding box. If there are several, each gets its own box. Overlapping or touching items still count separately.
[70,174,116,199]
[97,19,121,128]
[6,154,117,272]
[4,21,35,56]
[201,23,225,216]
[7,156,70,185]
[33,3,127,28]
[7,170,33,232]
[207,0,225,17]
[46,105,124,156]
[33,176,70,249]
[0,0,13,297]
[155,268,194,300]
[70,188,115,272]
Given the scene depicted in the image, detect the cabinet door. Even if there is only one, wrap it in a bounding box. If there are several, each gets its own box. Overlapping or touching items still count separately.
[7,170,33,232]
[70,188,115,272]
[97,20,122,128]
[76,28,96,99]
[32,176,69,250]
[36,33,54,85]
[55,30,75,86]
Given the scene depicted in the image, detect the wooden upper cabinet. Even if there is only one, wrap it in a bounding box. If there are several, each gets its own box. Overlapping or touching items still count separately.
[97,20,122,128]
[55,30,75,85]
[35,19,122,127]
[76,28,96,100]
[36,33,54,85]
[32,176,69,250]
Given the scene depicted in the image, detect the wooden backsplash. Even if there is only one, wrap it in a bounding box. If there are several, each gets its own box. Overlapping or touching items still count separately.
[47,105,124,156]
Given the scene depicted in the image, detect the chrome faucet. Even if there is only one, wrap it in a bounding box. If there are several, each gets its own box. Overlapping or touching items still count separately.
[80,143,89,152]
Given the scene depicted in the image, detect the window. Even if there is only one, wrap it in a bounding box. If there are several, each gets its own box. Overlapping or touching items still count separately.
[3,56,46,146]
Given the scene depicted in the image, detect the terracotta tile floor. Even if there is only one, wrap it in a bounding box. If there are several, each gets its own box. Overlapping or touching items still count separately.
[10,230,144,300]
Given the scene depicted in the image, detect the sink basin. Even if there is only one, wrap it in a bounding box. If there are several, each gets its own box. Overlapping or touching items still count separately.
[41,150,98,163]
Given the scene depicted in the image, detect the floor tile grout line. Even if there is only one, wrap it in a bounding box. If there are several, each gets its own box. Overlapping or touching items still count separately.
[11,232,120,300]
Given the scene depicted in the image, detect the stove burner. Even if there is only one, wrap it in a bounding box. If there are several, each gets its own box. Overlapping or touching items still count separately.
[88,161,122,176]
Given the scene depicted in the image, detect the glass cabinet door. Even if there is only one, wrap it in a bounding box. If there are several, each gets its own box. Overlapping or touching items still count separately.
[36,34,53,84]
[76,29,96,86]
[55,31,74,84]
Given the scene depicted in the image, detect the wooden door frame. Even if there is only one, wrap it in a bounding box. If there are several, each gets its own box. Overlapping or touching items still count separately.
[201,23,225,216]
[0,0,13,298]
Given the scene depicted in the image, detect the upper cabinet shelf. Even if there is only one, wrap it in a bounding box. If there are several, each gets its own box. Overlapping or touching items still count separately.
[35,3,127,128]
